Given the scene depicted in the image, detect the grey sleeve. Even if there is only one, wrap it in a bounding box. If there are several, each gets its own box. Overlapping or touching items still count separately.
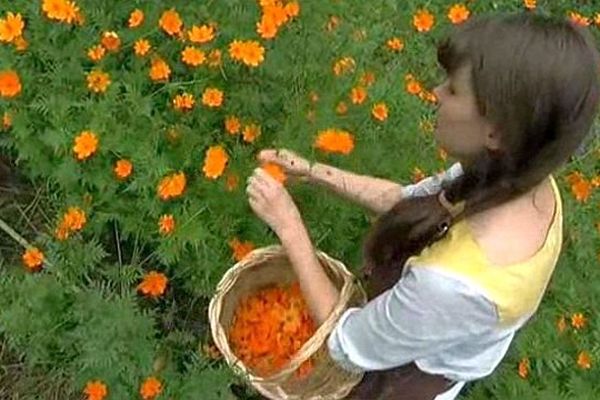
[401,162,464,198]
[327,266,498,373]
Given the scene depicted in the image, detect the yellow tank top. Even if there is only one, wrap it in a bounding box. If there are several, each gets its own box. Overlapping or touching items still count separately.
[405,175,563,327]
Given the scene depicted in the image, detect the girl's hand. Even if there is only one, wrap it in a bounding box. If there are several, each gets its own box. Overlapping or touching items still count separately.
[257,149,313,182]
[246,168,303,235]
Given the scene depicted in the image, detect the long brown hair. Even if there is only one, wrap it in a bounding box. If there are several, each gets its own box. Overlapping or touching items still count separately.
[362,13,600,296]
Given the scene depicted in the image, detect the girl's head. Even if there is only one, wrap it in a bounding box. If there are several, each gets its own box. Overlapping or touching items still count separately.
[363,13,599,290]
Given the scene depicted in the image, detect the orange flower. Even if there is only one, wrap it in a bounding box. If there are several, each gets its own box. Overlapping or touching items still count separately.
[350,86,367,105]
[157,172,186,200]
[137,271,168,298]
[203,145,229,179]
[101,31,120,52]
[413,9,435,33]
[229,40,265,67]
[42,0,71,22]
[448,4,470,24]
[134,39,151,57]
[386,37,404,52]
[149,58,171,81]
[158,214,175,236]
[284,1,300,18]
[517,358,529,379]
[257,15,278,39]
[73,130,99,161]
[523,0,536,10]
[63,206,86,231]
[172,93,195,112]
[159,9,183,36]
[571,312,587,330]
[13,36,28,51]
[577,351,592,369]
[332,56,355,76]
[202,88,224,108]
[314,129,354,155]
[229,237,255,261]
[2,112,11,130]
[22,247,44,272]
[262,162,287,184]
[0,70,21,98]
[128,9,144,28]
[0,12,25,43]
[181,46,205,67]
[225,172,239,191]
[406,76,423,96]
[557,315,567,333]
[569,11,590,27]
[188,24,215,44]
[242,123,261,143]
[114,159,133,180]
[419,89,438,104]
[567,172,592,203]
[372,102,389,122]
[140,376,162,400]
[595,13,600,27]
[412,167,426,183]
[84,380,108,400]
[207,49,222,67]
[326,15,340,32]
[87,45,106,62]
[87,70,111,93]
[360,71,376,87]
[225,116,241,135]
[336,101,348,115]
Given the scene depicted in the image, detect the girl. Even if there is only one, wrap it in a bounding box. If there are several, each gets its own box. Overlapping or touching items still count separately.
[246,13,599,400]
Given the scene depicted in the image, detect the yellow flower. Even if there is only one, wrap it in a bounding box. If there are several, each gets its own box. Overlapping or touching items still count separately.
[181,46,206,67]
[73,130,99,161]
[86,70,111,93]
[134,39,151,57]
[87,45,106,62]
[128,9,144,28]
[202,145,229,179]
[202,88,224,108]
[0,12,25,43]
[188,24,215,44]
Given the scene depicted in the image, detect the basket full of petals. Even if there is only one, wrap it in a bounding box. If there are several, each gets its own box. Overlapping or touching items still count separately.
[208,245,368,399]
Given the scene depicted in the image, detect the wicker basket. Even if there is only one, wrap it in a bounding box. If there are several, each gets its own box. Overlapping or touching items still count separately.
[208,245,368,400]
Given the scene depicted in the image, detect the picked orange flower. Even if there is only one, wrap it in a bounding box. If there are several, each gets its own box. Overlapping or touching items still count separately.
[101,31,120,52]
[203,145,229,179]
[242,123,261,143]
[229,237,255,261]
[261,162,287,184]
[448,4,470,24]
[140,376,162,400]
[84,380,108,400]
[159,8,183,36]
[188,24,215,44]
[0,70,21,98]
[114,159,133,180]
[137,271,168,298]
[172,93,195,111]
[87,70,111,93]
[149,57,171,81]
[314,128,354,155]
[22,247,44,272]
[157,172,186,200]
[413,9,435,33]
[87,45,106,62]
[128,9,144,28]
[202,88,224,108]
[0,12,25,43]
[73,130,99,161]
[372,102,389,121]
[134,39,151,57]
[225,115,241,135]
[158,214,175,236]
[181,46,206,67]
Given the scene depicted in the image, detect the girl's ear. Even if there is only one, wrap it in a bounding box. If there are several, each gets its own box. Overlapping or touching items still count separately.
[484,125,503,152]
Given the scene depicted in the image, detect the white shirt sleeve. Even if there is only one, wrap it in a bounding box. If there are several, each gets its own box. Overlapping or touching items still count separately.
[401,162,464,198]
[326,267,498,373]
